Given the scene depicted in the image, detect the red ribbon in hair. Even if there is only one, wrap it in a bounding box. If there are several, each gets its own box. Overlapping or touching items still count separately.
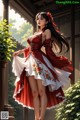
[47,12,53,21]
[47,12,60,33]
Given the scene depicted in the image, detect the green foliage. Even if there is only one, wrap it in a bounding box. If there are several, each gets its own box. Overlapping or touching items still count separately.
[55,80,80,120]
[9,21,33,46]
[0,19,16,61]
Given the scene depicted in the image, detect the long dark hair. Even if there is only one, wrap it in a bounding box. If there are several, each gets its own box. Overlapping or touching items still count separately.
[35,12,69,53]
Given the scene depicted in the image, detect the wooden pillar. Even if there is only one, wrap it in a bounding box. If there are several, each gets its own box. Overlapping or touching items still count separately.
[3,0,9,23]
[33,17,37,33]
[0,62,7,111]
[0,0,14,119]
[0,0,9,111]
[23,108,28,120]
[2,0,9,106]
[70,5,75,85]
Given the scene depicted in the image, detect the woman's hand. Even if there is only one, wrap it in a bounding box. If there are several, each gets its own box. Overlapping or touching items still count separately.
[13,50,24,57]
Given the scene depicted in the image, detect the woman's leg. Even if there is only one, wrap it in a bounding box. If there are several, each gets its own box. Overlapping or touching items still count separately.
[28,76,40,120]
[37,79,48,120]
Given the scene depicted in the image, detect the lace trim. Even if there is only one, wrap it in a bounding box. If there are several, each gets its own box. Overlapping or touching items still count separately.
[13,85,24,97]
[13,96,66,110]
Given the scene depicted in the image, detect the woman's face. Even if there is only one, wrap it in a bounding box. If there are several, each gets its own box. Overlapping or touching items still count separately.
[36,14,48,28]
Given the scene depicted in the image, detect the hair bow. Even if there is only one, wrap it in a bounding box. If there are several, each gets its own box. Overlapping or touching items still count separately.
[47,12,60,33]
[47,12,53,21]
[47,12,56,26]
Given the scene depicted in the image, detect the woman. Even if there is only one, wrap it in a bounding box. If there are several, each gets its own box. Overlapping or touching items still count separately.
[12,12,73,120]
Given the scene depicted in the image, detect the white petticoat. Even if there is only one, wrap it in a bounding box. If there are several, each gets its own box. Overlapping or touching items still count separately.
[12,54,71,92]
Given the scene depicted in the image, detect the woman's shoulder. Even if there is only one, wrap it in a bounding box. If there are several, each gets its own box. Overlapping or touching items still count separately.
[44,29,51,34]
[44,29,51,39]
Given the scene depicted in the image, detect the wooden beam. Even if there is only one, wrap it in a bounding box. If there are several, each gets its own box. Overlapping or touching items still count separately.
[52,5,80,18]
[17,0,37,16]
[34,0,43,5]
[53,8,71,18]
[9,0,34,24]
[37,4,57,12]
[34,0,53,5]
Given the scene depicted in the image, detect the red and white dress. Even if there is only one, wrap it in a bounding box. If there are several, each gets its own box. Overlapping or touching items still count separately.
[12,32,73,109]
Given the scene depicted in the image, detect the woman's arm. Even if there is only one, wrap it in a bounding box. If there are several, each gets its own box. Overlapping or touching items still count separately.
[43,29,73,70]
[13,49,25,56]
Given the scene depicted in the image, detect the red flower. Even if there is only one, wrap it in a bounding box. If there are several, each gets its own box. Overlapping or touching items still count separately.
[36,66,42,72]
[32,64,36,67]
[46,73,49,78]
[47,12,53,21]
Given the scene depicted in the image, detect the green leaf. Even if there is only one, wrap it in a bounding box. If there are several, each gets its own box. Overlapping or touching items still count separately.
[55,80,80,120]
[0,19,17,61]
[65,110,72,113]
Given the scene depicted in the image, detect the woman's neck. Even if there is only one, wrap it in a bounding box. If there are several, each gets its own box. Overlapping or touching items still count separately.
[40,26,45,30]
[40,26,46,32]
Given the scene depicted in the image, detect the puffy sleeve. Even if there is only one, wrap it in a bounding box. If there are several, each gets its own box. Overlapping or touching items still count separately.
[43,38,73,72]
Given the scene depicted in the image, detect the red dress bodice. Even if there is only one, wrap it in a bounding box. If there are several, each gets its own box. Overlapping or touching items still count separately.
[24,33,47,63]
[27,32,42,51]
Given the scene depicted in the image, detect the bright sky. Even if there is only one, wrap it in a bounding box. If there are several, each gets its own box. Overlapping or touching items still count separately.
[0,0,26,29]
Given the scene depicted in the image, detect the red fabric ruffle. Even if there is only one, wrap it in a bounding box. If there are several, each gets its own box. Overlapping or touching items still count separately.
[13,70,65,109]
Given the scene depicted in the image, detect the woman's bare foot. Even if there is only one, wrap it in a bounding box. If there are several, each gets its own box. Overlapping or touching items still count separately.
[35,117,40,120]
[39,117,42,120]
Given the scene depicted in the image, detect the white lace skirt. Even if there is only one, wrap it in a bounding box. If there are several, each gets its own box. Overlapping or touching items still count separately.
[12,54,71,92]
